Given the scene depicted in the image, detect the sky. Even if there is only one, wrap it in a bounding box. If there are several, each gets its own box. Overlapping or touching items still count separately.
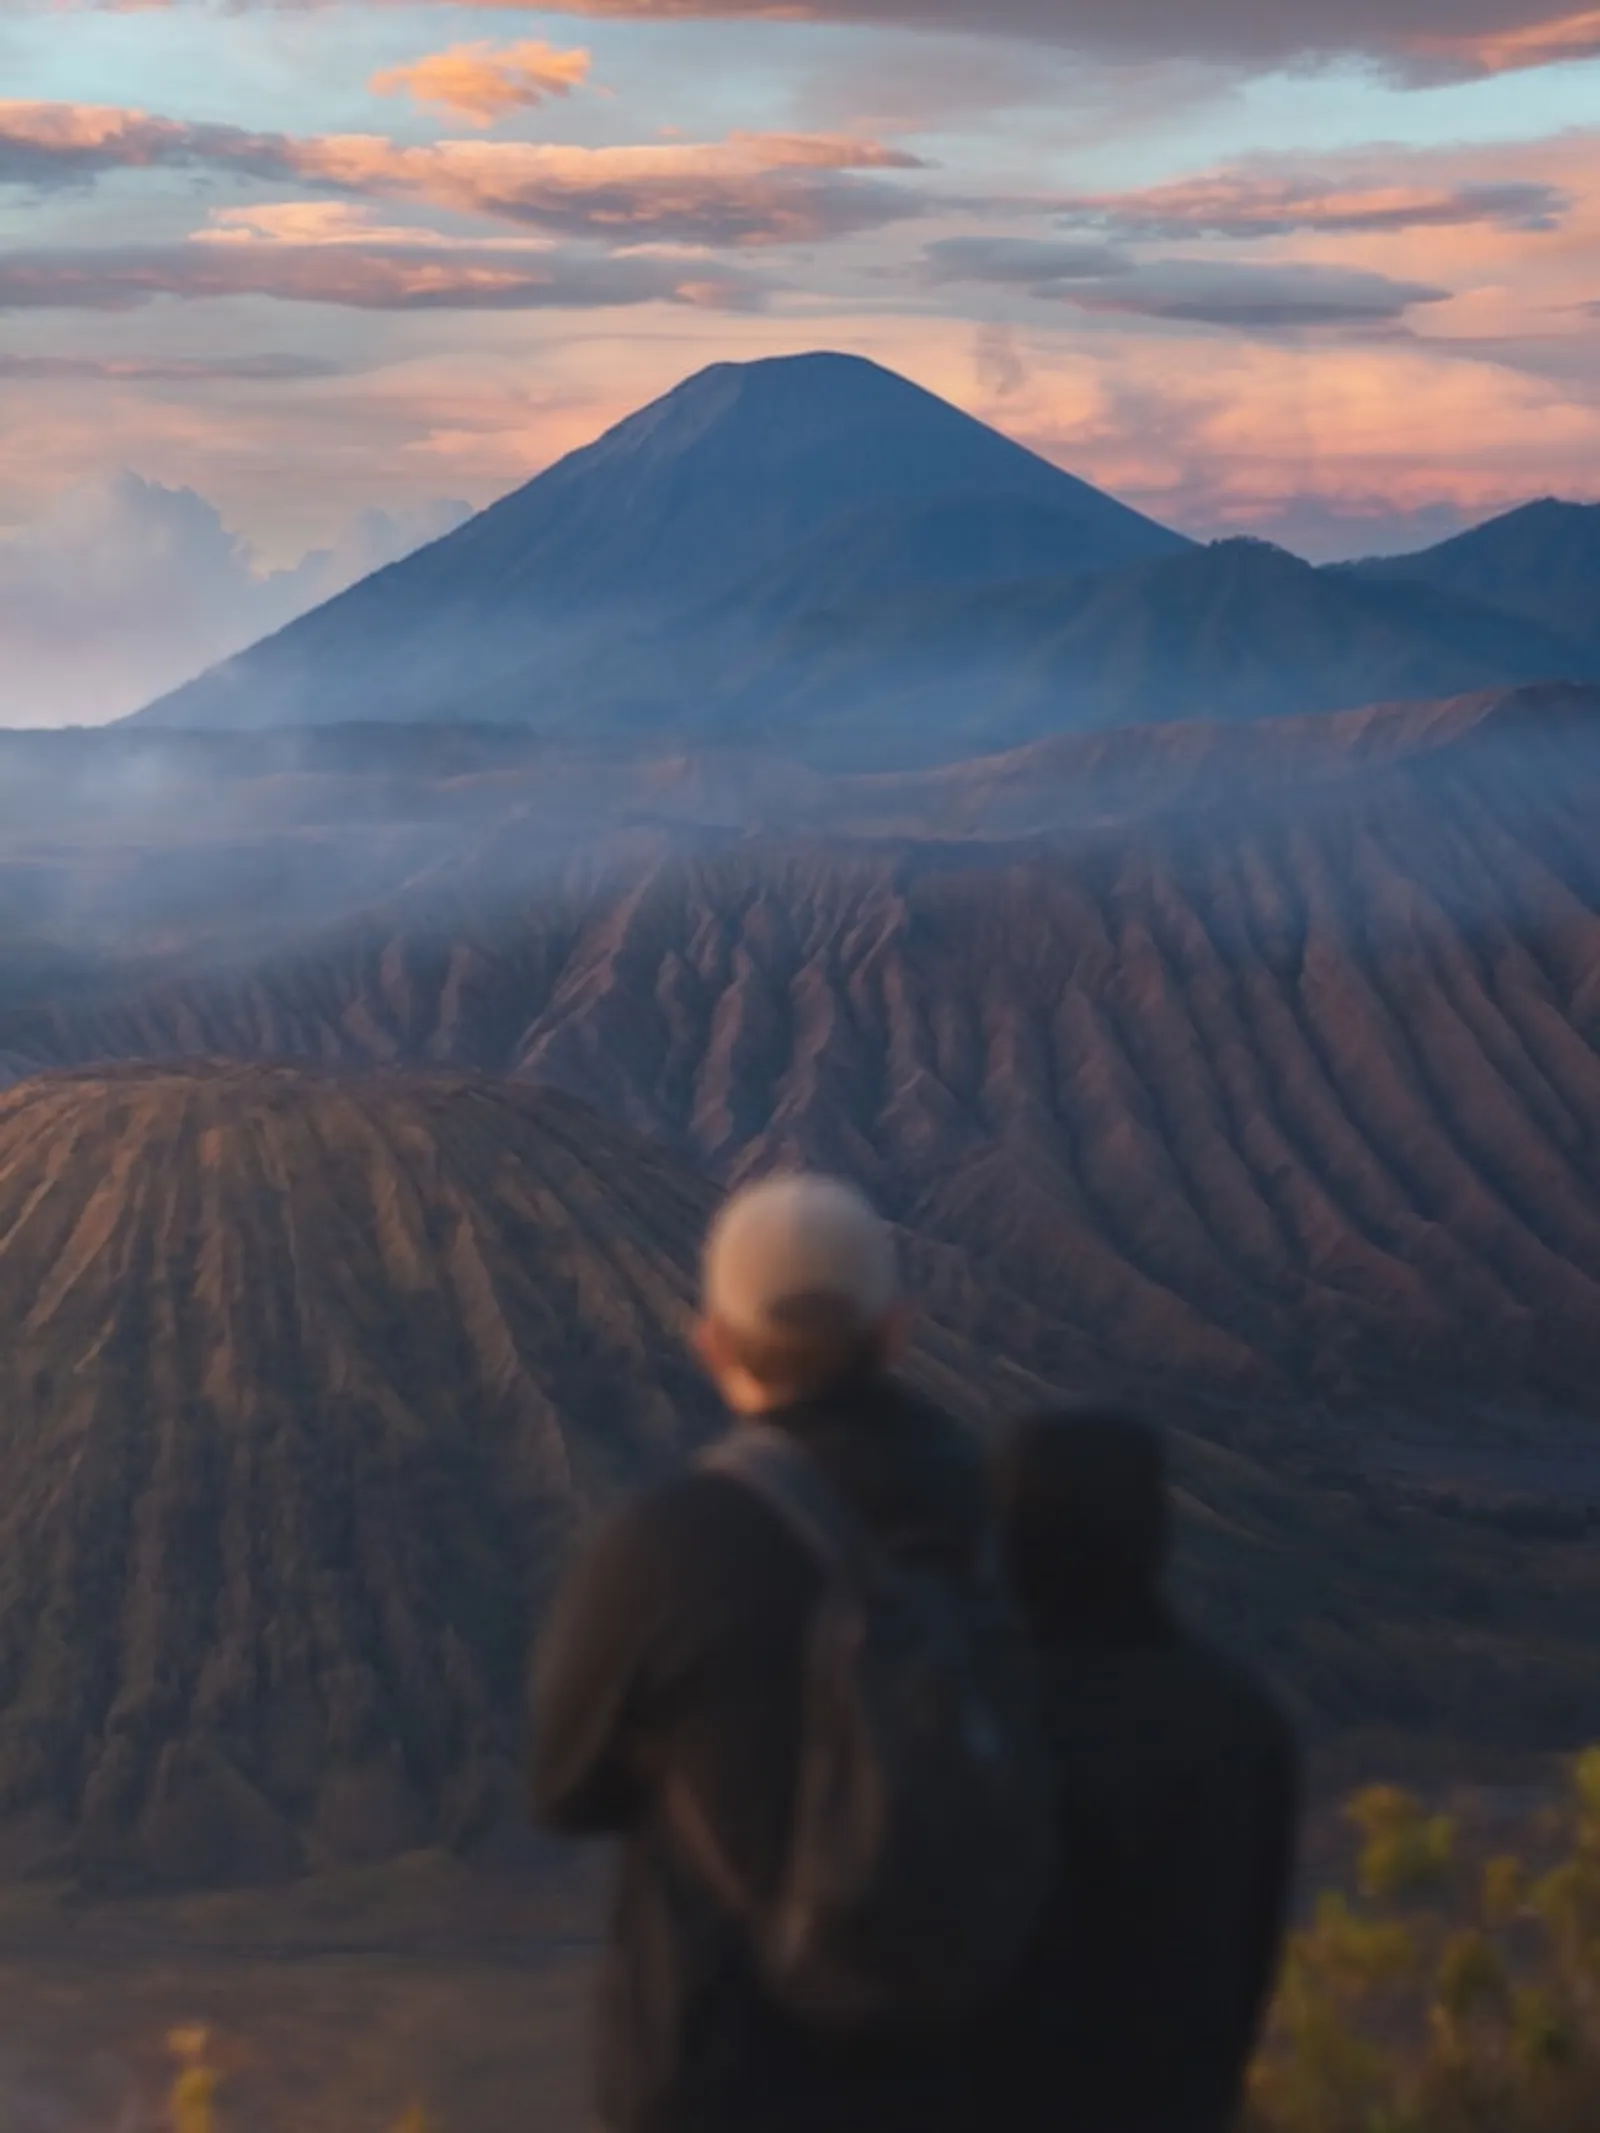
[2,0,1600,723]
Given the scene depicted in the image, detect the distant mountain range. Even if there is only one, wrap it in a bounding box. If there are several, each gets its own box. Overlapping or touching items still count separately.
[135,354,1600,765]
[1347,498,1600,648]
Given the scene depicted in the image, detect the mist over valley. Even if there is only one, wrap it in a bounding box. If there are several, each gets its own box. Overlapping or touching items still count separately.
[1,353,1599,2132]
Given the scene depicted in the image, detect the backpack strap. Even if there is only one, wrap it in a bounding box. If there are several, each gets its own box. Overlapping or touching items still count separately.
[699,1423,878,1589]
[669,1425,873,1922]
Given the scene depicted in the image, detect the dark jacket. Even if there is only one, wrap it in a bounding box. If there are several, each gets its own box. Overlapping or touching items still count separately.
[530,1377,985,2133]
[984,1411,1300,2133]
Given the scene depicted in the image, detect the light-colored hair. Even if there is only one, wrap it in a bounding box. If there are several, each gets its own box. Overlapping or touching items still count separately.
[701,1173,899,1394]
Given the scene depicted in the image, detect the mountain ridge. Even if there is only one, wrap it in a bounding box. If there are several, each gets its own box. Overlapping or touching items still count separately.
[12,685,1600,1418]
[1348,498,1600,647]
[135,352,1186,739]
[124,351,1600,761]
[687,538,1599,762]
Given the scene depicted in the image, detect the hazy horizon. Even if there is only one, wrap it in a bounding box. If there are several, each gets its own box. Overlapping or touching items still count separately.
[0,377,1558,732]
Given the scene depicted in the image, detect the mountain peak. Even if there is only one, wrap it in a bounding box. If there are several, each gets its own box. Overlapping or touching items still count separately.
[682,349,904,397]
[133,351,1189,735]
[565,347,1108,506]
[645,349,972,419]
[1349,493,1600,647]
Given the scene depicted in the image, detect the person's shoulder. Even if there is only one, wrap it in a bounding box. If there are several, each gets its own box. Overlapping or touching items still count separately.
[578,1458,809,1601]
[588,1462,775,1556]
[1179,1633,1300,1769]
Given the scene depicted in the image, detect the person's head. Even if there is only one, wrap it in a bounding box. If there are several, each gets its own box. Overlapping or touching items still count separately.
[693,1173,909,1416]
[991,1407,1173,1647]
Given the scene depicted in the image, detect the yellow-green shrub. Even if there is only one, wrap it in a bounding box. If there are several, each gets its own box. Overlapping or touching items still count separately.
[1247,1747,1600,2133]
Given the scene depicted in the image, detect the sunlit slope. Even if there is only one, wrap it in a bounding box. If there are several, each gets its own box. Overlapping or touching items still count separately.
[0,1063,720,1883]
[0,1061,1596,1889]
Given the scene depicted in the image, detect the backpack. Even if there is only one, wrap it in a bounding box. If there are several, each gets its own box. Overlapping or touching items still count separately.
[679,1420,1059,2039]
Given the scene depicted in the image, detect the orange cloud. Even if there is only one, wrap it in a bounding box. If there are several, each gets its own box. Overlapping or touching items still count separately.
[370,40,593,128]
[285,129,925,243]
[0,101,927,246]
[4,307,1598,605]
[191,201,454,246]
[1407,7,1600,75]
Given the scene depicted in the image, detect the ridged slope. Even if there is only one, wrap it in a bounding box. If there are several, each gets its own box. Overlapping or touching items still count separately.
[1,1063,1598,1888]
[710,541,1599,763]
[0,1063,721,1884]
[14,691,1600,1411]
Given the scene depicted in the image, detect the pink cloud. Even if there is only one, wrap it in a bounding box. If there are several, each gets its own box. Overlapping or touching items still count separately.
[5,309,1599,621]
[370,40,594,128]
[1405,7,1600,76]
[0,101,927,246]
[0,99,282,183]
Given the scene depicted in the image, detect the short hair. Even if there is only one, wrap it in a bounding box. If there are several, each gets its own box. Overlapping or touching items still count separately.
[701,1174,899,1396]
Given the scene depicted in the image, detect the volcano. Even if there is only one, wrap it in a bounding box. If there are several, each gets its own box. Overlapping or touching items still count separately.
[0,1056,1112,1885]
[0,1055,1596,1889]
[134,352,1187,739]
[128,354,1600,763]
[0,1062,726,1884]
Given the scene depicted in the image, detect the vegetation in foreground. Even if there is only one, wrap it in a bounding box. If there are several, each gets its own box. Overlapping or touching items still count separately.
[102,1747,1600,2131]
[1247,1748,1600,2133]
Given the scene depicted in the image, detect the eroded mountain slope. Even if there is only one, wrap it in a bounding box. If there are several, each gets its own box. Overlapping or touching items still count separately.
[10,691,1598,1412]
[0,1063,723,1884]
[1,1061,1598,1892]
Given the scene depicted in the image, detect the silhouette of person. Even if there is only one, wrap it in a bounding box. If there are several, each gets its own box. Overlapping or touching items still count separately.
[984,1407,1300,2133]
[530,1175,984,2133]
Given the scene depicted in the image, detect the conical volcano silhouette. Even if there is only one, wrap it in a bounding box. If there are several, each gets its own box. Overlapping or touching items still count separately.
[135,352,1188,736]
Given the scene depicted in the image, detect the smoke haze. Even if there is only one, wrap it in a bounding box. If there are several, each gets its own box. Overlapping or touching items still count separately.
[0,477,470,728]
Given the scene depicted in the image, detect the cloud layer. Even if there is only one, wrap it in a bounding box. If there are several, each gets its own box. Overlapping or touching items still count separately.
[1408,7,1600,76]
[0,234,764,314]
[924,238,1450,332]
[0,101,928,248]
[0,351,342,379]
[182,0,1600,79]
[0,474,470,725]
[1052,171,1572,242]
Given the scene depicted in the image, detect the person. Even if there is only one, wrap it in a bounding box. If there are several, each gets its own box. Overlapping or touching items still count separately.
[529,1173,999,2133]
[983,1407,1301,2133]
